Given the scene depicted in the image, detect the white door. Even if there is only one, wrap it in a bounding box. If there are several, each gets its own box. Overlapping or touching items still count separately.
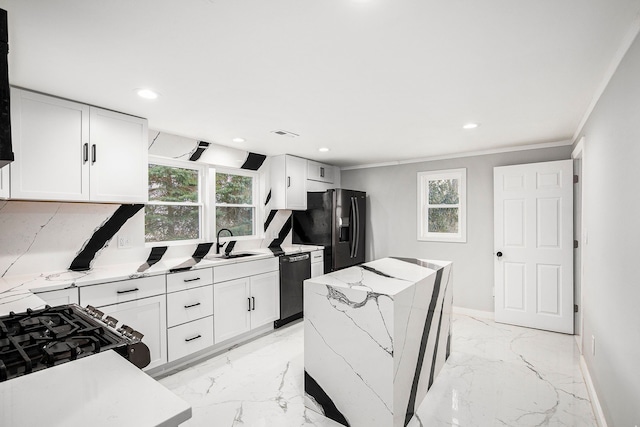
[494,160,574,334]
[0,164,9,198]
[89,107,148,203]
[249,271,279,328]
[213,278,251,343]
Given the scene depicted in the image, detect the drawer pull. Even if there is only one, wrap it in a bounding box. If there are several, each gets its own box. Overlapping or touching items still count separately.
[184,302,201,309]
[185,334,202,342]
[183,277,201,283]
[117,288,139,294]
[252,296,255,311]
[247,298,251,312]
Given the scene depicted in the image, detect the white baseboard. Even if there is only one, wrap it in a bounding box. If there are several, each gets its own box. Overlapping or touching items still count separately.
[452,306,494,319]
[580,355,609,427]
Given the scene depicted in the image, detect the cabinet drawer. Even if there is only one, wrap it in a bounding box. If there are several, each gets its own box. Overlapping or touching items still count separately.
[214,257,278,283]
[168,316,214,362]
[167,285,214,327]
[33,287,79,306]
[310,250,324,264]
[166,267,213,293]
[80,275,165,307]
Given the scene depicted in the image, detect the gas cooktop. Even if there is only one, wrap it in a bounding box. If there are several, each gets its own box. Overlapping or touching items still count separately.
[0,304,150,382]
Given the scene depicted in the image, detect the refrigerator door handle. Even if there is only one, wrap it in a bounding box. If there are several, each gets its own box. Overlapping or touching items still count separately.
[353,196,360,259]
[350,197,357,258]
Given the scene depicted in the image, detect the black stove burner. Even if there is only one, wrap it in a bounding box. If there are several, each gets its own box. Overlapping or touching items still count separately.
[0,304,150,382]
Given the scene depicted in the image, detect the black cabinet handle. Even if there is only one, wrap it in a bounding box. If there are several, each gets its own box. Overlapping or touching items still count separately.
[183,277,201,283]
[320,167,325,178]
[117,288,139,294]
[83,143,89,163]
[185,334,202,342]
[252,296,255,311]
[287,176,291,188]
[91,144,97,164]
[496,251,503,259]
[184,302,201,309]
[247,298,251,312]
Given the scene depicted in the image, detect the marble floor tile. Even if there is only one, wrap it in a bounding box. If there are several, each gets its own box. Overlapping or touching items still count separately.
[158,315,596,426]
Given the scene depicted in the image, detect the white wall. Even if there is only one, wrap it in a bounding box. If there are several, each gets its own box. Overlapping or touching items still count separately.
[575,32,640,426]
[341,145,571,312]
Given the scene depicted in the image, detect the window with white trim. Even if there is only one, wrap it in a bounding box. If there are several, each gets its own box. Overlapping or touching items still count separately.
[417,168,466,242]
[145,157,204,243]
[214,168,258,238]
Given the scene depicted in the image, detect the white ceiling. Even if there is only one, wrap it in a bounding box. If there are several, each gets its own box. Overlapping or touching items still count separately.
[2,0,639,167]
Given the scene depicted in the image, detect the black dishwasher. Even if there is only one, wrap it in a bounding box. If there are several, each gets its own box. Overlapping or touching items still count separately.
[274,252,311,328]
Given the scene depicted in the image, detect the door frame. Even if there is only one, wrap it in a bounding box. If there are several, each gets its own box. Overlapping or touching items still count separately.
[572,137,585,352]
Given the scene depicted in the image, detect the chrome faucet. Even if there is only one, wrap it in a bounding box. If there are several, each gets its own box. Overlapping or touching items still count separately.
[216,228,233,254]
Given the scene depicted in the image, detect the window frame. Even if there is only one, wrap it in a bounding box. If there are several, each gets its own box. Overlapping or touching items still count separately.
[417,168,467,243]
[145,156,206,246]
[210,166,261,242]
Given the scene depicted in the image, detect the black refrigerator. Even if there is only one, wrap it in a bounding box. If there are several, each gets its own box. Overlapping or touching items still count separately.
[292,189,366,273]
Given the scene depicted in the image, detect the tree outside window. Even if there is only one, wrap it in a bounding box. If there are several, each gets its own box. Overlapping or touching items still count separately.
[145,160,202,243]
[418,168,466,242]
[215,170,256,237]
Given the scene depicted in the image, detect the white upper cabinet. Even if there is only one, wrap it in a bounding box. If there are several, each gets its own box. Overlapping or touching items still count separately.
[269,154,307,210]
[89,107,148,203]
[9,88,148,203]
[307,160,334,184]
[10,89,90,201]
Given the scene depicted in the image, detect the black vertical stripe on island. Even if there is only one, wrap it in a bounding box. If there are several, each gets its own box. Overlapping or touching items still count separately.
[428,270,450,389]
[304,371,350,426]
[403,266,443,426]
[69,204,144,271]
[241,152,267,170]
[0,8,14,166]
[264,189,272,206]
[264,209,277,232]
[268,213,292,248]
[146,246,168,266]
[188,141,210,161]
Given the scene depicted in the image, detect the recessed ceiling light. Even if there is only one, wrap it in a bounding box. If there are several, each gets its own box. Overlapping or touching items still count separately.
[232,137,245,143]
[319,147,330,152]
[136,89,159,100]
[463,123,479,129]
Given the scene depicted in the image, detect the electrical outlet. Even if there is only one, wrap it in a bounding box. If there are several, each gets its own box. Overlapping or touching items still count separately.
[591,335,596,356]
[117,235,131,249]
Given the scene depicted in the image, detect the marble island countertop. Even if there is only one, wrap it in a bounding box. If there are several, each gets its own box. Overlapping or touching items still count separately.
[0,244,323,315]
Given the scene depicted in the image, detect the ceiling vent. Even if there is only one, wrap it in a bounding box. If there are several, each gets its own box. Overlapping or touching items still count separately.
[271,129,299,138]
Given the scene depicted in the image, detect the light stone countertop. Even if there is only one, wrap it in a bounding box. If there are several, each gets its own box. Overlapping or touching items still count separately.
[0,244,323,315]
[0,350,192,427]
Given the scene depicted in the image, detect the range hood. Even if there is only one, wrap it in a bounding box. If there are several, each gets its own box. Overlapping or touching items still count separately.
[0,8,13,168]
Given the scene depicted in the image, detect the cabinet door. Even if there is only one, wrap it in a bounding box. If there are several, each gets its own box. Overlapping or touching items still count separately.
[0,164,8,198]
[213,278,251,343]
[10,88,90,201]
[89,107,148,203]
[307,160,334,184]
[311,261,324,278]
[285,155,307,210]
[249,271,279,328]
[98,295,167,370]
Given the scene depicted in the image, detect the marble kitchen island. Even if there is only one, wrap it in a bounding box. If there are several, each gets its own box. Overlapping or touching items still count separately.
[304,257,452,427]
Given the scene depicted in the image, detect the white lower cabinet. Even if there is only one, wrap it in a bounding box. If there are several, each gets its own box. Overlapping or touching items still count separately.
[310,250,324,278]
[213,270,279,344]
[0,165,9,199]
[97,295,167,370]
[167,316,214,362]
[80,275,167,371]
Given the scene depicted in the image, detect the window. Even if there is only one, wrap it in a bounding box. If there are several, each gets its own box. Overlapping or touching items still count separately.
[145,157,203,243]
[417,168,466,242]
[214,168,257,237]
